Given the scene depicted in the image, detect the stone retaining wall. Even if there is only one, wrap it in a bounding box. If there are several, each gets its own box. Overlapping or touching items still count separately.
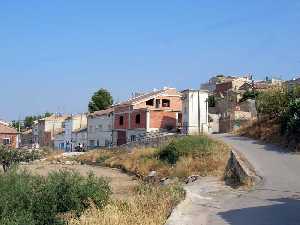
[225,149,261,187]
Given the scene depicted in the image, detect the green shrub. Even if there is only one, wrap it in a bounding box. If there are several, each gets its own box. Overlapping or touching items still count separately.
[0,145,41,172]
[158,136,216,164]
[0,169,111,225]
[281,99,300,136]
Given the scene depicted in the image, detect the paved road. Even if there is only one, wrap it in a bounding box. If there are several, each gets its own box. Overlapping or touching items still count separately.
[211,134,300,225]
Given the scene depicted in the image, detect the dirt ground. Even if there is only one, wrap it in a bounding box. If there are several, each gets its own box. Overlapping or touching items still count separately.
[21,162,139,200]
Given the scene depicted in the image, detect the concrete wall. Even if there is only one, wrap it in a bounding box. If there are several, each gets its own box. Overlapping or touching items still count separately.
[225,150,261,186]
[182,90,209,134]
[88,113,113,148]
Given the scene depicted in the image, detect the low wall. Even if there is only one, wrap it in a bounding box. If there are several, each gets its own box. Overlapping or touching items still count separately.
[117,134,184,150]
[225,150,261,187]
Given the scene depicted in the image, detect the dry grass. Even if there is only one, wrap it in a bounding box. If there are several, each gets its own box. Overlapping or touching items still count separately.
[68,184,185,225]
[44,149,64,161]
[236,118,285,145]
[77,136,230,180]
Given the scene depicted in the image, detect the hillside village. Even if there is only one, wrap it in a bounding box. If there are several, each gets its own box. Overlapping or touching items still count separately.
[1,74,299,151]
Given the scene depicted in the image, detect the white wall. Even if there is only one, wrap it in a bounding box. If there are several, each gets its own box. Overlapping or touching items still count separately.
[182,90,208,134]
[54,133,65,150]
[87,113,114,148]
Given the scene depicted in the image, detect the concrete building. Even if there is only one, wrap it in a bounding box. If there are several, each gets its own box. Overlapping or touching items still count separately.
[113,87,182,145]
[38,114,69,147]
[32,121,39,148]
[63,114,87,151]
[181,89,209,134]
[20,129,33,148]
[87,108,114,148]
[54,131,65,150]
[0,123,19,148]
[72,128,88,150]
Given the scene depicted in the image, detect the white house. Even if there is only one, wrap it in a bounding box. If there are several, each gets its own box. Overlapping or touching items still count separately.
[87,108,114,148]
[54,132,65,150]
[181,89,209,134]
[63,114,87,151]
[72,128,87,150]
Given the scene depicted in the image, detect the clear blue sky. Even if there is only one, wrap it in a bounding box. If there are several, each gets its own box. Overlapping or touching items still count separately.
[1,0,300,120]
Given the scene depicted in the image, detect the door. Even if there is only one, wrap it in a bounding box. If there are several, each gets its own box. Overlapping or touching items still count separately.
[117,131,127,145]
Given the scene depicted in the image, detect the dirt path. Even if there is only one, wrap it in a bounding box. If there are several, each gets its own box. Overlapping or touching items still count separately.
[22,163,139,200]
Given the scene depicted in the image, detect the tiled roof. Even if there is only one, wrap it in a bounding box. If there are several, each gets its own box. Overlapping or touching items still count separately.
[116,87,179,106]
[90,107,114,117]
[0,124,18,134]
[40,114,70,121]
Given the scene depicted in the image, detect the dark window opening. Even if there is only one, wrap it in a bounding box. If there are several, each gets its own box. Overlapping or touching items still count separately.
[135,114,141,124]
[130,135,136,142]
[146,99,154,106]
[119,116,124,126]
[162,99,170,107]
[155,99,160,108]
[2,138,10,145]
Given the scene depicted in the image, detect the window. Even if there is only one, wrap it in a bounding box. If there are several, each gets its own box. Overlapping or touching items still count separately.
[119,116,124,126]
[135,114,141,124]
[130,135,136,142]
[155,99,161,108]
[162,99,170,107]
[2,138,10,145]
[146,98,154,106]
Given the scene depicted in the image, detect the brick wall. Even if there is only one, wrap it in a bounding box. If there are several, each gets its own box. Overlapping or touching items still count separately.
[130,110,147,129]
[114,113,129,129]
[150,111,177,130]
[0,134,18,148]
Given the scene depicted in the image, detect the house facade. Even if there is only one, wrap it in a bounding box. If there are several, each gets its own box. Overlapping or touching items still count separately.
[54,132,65,150]
[0,123,19,148]
[72,128,88,150]
[63,114,87,151]
[38,114,69,147]
[20,129,33,148]
[87,108,114,148]
[113,88,182,145]
[181,89,209,134]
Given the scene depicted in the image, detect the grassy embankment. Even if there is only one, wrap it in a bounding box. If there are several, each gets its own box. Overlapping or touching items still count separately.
[77,135,230,180]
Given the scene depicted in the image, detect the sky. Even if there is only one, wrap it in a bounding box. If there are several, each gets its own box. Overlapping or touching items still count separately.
[1,0,300,120]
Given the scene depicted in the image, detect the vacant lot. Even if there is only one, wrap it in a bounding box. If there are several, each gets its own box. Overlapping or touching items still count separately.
[22,163,138,200]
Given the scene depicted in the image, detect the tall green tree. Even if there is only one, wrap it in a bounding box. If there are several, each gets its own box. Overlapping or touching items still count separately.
[88,88,113,113]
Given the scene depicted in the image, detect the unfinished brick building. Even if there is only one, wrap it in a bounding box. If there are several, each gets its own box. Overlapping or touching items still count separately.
[113,88,182,145]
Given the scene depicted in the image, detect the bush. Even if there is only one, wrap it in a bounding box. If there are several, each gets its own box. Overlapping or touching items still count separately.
[0,169,111,225]
[256,87,290,119]
[0,145,41,172]
[281,99,300,137]
[158,136,216,164]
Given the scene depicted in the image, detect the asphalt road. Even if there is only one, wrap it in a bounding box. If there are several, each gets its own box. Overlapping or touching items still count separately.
[211,134,300,225]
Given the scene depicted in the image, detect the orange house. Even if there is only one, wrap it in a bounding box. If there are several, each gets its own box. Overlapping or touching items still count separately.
[113,88,182,145]
[0,123,19,148]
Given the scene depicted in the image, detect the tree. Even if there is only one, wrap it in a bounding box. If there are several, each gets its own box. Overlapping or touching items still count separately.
[0,145,40,172]
[239,90,260,103]
[88,88,113,113]
[256,87,290,119]
[11,112,53,131]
